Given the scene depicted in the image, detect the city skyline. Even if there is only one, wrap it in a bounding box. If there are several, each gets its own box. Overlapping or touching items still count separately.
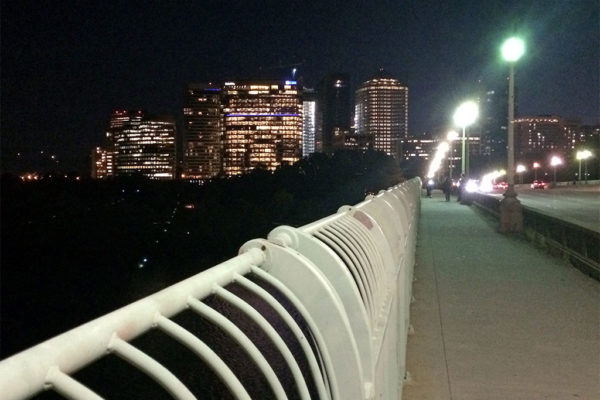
[2,0,598,172]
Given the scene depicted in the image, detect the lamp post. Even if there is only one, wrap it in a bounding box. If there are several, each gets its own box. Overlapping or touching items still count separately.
[533,161,540,181]
[447,130,459,180]
[499,37,525,233]
[516,164,526,184]
[576,149,592,184]
[453,101,479,177]
[550,155,562,185]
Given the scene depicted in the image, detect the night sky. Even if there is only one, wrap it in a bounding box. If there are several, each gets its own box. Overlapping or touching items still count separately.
[2,0,598,173]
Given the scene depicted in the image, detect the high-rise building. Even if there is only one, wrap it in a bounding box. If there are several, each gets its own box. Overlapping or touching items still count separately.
[318,73,352,153]
[355,70,408,159]
[183,83,224,180]
[112,112,176,179]
[91,147,114,179]
[514,116,567,157]
[222,80,302,176]
[302,88,317,157]
[478,83,508,158]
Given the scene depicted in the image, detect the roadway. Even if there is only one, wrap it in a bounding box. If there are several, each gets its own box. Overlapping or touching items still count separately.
[483,183,600,233]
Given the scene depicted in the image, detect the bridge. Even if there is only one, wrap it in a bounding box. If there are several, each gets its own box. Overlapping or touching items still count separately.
[1,178,598,399]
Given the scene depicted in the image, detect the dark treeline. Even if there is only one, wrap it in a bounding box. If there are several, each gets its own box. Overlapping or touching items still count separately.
[1,150,404,358]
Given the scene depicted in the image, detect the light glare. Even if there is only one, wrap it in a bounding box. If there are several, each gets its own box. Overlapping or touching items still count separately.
[576,149,592,160]
[447,130,459,141]
[453,101,479,128]
[550,156,563,167]
[502,37,525,62]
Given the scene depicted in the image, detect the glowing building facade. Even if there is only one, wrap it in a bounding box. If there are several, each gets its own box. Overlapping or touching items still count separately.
[91,147,114,179]
[514,116,567,156]
[112,112,176,179]
[355,73,408,159]
[302,88,317,157]
[222,80,302,176]
[183,83,223,180]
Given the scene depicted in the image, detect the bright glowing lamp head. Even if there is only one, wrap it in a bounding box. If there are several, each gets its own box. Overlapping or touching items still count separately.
[576,149,592,160]
[516,164,526,173]
[533,162,540,168]
[502,37,525,62]
[447,130,459,141]
[550,156,563,167]
[453,101,479,128]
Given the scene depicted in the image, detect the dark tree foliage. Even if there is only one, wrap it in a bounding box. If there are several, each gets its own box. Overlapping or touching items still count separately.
[1,150,403,358]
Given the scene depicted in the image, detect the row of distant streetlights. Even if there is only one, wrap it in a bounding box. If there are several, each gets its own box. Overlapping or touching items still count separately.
[430,37,595,233]
[511,150,593,184]
[429,37,525,232]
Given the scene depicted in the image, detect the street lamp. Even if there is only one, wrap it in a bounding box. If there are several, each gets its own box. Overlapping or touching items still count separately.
[550,155,563,185]
[516,164,526,184]
[499,36,525,233]
[576,149,593,184]
[447,130,459,180]
[533,161,540,180]
[453,101,479,177]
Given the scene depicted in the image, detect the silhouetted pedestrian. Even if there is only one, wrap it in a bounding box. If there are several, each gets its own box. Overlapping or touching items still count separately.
[426,179,433,197]
[442,176,451,201]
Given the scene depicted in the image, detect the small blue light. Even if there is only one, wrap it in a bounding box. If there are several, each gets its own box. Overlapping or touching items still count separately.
[285,80,297,85]
[204,88,221,91]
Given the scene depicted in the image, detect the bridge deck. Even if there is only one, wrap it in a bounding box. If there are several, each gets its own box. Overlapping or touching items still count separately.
[403,191,600,400]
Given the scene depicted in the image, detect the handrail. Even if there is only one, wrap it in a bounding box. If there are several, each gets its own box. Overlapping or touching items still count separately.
[0,177,422,400]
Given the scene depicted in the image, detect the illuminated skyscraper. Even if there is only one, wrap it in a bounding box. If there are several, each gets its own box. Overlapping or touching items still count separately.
[183,83,223,180]
[112,112,176,179]
[91,147,114,179]
[355,71,408,159]
[302,88,317,157]
[318,73,351,153]
[222,80,302,176]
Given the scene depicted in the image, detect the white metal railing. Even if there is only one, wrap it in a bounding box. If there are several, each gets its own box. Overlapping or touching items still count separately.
[0,177,421,400]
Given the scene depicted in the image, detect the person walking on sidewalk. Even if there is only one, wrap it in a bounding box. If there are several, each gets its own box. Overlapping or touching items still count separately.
[425,179,433,198]
[442,175,452,201]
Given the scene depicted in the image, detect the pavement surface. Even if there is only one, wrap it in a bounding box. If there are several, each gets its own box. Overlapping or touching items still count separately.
[402,191,600,400]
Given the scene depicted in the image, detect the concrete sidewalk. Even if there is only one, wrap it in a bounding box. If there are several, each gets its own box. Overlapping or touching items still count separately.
[403,191,600,400]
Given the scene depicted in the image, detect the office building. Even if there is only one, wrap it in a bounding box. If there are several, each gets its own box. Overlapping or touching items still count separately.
[222,80,302,176]
[478,83,508,158]
[183,83,224,180]
[514,116,567,156]
[318,73,352,153]
[355,71,408,159]
[401,135,438,160]
[91,147,114,179]
[112,112,176,179]
[302,88,317,157]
